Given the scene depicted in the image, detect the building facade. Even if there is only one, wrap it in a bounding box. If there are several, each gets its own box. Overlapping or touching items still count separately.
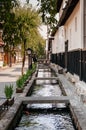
[51,0,86,82]
[0,30,22,67]
[0,30,4,67]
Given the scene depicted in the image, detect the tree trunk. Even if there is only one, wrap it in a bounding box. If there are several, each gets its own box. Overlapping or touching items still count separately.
[9,45,12,67]
[21,40,26,75]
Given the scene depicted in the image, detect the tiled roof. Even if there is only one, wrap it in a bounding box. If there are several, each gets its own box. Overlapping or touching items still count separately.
[58,0,79,26]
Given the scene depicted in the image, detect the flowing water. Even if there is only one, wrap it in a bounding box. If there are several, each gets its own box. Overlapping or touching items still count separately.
[15,67,75,130]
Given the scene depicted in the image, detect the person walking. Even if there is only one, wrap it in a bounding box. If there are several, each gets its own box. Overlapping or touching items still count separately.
[33,54,37,63]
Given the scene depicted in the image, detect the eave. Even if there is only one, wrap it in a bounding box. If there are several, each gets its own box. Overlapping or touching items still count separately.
[58,0,79,26]
[57,0,63,12]
[51,26,59,36]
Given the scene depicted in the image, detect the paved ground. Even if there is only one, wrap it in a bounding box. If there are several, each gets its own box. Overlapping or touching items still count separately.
[0,61,28,97]
[50,64,86,130]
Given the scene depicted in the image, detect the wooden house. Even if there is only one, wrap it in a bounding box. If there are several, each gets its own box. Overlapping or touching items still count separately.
[51,0,86,82]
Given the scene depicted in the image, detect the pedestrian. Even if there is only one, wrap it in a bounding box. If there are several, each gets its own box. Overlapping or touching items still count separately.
[33,54,37,63]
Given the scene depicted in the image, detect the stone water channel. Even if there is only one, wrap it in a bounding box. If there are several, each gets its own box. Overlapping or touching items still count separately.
[15,64,76,130]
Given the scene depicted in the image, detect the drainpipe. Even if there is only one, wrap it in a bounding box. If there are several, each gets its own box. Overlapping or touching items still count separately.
[81,0,84,48]
[79,0,84,80]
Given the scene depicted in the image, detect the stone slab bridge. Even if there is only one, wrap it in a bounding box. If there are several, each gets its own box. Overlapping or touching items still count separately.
[20,96,70,104]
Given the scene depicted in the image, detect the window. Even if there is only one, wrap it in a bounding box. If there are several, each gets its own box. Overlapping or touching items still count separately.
[75,17,77,32]
[65,28,66,39]
[62,0,68,10]
[62,29,64,37]
[70,29,72,48]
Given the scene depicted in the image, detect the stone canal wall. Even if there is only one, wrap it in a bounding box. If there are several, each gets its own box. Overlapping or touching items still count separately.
[0,71,37,130]
[50,64,86,130]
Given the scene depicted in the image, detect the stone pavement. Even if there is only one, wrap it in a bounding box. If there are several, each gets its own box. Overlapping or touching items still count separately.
[51,63,86,103]
[50,63,86,130]
[0,61,28,97]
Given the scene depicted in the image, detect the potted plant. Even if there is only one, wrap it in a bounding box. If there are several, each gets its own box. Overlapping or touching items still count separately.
[22,74,28,86]
[16,77,23,93]
[4,84,14,106]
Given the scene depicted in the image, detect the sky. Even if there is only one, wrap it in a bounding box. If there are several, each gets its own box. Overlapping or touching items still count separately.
[29,0,38,7]
[20,0,38,8]
[20,0,47,39]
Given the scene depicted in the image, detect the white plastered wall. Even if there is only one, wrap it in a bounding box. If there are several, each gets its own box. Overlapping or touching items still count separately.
[52,1,82,54]
[52,34,57,54]
[52,26,65,54]
[65,1,82,51]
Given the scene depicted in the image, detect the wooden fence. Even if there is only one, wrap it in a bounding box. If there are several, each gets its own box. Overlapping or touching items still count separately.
[51,49,86,82]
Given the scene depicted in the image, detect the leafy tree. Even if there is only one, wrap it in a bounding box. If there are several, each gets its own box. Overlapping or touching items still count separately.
[0,0,18,24]
[1,1,45,73]
[15,5,41,75]
[26,27,45,58]
[2,12,21,66]
[37,0,58,34]
[0,0,19,66]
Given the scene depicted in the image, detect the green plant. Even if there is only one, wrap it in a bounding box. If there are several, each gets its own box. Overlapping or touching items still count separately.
[4,84,13,99]
[16,63,37,89]
[16,77,23,88]
[22,74,27,83]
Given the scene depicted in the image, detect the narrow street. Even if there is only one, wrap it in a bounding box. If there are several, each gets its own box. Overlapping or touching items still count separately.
[0,61,28,97]
[1,0,86,129]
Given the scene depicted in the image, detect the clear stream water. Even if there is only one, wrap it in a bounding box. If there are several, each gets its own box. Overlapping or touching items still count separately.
[15,68,75,130]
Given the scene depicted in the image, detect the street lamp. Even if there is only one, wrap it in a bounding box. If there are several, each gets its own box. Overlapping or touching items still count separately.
[26,48,32,69]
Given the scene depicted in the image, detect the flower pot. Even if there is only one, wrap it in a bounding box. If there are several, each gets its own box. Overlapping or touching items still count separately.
[16,88,23,93]
[7,97,14,106]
